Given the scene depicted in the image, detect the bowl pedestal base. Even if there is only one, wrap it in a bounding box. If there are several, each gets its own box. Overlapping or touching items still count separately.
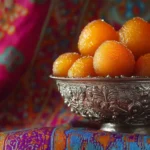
[100,123,150,134]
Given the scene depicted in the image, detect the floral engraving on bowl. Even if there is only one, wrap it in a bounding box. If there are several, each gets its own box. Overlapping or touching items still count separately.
[57,81,150,126]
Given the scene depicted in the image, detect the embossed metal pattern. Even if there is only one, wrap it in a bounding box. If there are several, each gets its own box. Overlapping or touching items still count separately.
[51,76,150,126]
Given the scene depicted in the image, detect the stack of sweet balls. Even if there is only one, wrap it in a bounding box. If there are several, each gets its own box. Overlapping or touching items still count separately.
[52,17,150,78]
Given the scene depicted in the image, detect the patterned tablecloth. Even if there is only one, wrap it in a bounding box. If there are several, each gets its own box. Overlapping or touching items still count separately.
[1,126,150,149]
[0,0,150,149]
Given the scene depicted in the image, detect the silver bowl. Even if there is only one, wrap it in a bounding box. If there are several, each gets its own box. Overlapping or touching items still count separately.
[50,75,150,134]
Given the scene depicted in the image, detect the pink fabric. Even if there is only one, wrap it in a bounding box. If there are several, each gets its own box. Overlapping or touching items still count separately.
[0,0,50,99]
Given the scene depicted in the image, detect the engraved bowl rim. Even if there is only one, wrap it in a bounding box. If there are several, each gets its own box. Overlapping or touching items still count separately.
[50,75,150,82]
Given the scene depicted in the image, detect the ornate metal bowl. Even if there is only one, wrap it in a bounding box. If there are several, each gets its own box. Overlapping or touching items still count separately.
[50,76,150,134]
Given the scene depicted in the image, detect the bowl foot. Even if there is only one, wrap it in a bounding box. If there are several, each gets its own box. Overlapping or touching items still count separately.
[100,123,150,134]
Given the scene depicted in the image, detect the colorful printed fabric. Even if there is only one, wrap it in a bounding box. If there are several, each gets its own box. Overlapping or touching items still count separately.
[0,0,150,149]
[0,0,50,99]
[1,127,150,149]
